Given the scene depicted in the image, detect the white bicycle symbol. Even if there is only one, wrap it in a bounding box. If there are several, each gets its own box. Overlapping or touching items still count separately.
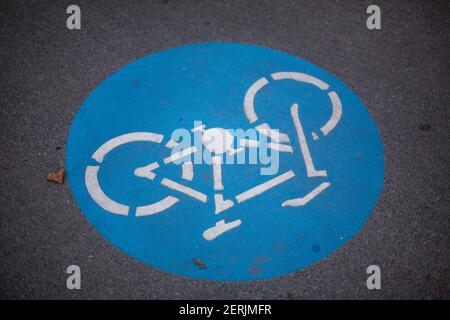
[84,71,342,241]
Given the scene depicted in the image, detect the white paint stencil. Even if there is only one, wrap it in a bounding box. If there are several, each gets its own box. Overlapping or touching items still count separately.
[84,70,343,241]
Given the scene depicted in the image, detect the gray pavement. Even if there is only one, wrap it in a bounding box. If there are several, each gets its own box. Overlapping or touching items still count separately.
[0,0,449,299]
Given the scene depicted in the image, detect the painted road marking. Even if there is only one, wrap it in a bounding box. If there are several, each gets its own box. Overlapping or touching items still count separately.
[136,196,179,216]
[161,178,208,203]
[163,146,197,164]
[244,77,269,124]
[290,103,327,177]
[282,182,331,207]
[235,170,296,204]
[92,132,164,163]
[212,156,224,191]
[268,142,293,153]
[255,123,290,143]
[134,162,159,180]
[181,161,194,181]
[67,42,384,281]
[270,71,330,90]
[85,166,129,215]
[203,219,242,241]
[165,139,179,149]
[321,91,343,136]
[214,194,234,214]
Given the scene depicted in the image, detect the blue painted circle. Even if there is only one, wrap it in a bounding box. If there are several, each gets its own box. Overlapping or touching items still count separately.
[66,42,384,281]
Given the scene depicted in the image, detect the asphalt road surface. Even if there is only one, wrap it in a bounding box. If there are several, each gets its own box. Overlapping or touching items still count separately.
[0,0,449,299]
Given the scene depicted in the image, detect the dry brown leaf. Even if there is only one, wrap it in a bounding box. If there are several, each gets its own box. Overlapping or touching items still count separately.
[47,167,65,184]
[193,258,206,269]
